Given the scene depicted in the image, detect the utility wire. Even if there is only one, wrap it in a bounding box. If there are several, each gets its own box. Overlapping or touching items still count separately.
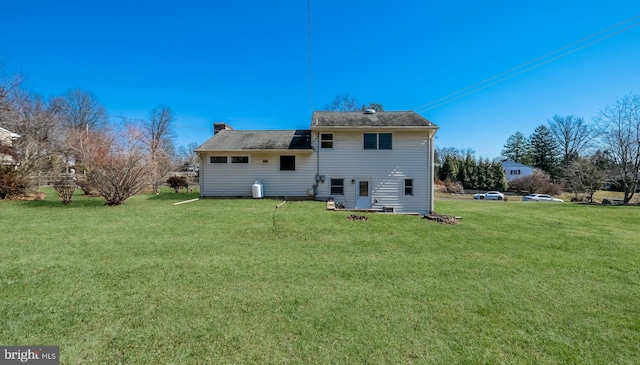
[320,14,640,148]
[414,14,640,113]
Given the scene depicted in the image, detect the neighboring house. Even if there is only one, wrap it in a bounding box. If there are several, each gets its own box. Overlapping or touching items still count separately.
[0,126,20,165]
[502,160,533,181]
[196,110,439,214]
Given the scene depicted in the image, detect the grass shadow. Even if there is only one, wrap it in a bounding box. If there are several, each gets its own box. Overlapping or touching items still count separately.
[146,191,201,201]
[19,195,107,208]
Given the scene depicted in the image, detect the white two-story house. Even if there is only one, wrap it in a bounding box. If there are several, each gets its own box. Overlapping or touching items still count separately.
[195,110,438,214]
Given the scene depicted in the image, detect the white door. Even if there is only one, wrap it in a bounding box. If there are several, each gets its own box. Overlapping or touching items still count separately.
[356,179,371,209]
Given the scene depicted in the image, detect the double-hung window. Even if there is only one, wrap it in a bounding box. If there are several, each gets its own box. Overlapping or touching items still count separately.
[363,133,392,150]
[404,179,414,196]
[320,133,334,149]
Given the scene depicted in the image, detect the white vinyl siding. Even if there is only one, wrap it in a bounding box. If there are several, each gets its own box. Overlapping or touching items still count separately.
[198,128,436,214]
[200,152,315,197]
[313,130,434,214]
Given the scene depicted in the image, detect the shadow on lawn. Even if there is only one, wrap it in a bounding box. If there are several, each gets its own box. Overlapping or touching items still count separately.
[146,191,200,201]
[21,196,107,208]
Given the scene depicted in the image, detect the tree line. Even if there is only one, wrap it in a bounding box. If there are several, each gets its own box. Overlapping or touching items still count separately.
[501,94,640,203]
[0,70,198,205]
[435,148,507,192]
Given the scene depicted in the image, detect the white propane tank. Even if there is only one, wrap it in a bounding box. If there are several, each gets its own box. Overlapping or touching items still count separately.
[252,180,264,198]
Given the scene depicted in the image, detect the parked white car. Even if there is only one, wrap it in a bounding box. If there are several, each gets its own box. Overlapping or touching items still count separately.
[473,191,505,200]
[522,194,563,202]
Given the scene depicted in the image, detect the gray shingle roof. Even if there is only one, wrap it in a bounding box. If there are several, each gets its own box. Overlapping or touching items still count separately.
[311,111,436,128]
[196,130,312,151]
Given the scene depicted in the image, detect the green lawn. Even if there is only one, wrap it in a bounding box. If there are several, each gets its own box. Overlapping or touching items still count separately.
[1,190,639,364]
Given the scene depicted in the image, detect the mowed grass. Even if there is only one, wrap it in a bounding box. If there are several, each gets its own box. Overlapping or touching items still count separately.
[1,190,639,364]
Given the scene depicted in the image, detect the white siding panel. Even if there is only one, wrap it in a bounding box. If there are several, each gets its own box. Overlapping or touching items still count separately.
[314,131,433,214]
[200,152,316,197]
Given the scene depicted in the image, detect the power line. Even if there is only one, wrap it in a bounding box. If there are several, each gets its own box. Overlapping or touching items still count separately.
[414,14,640,113]
[322,15,640,147]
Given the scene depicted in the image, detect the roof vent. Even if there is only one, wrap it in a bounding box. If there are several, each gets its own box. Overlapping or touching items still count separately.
[364,109,376,114]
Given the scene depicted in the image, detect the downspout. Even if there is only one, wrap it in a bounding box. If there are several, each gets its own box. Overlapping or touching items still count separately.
[314,131,320,198]
[428,131,435,214]
[196,151,204,198]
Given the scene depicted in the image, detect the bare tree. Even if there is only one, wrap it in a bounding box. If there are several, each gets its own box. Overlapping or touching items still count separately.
[68,126,151,206]
[52,89,108,131]
[563,157,605,202]
[361,102,384,112]
[178,141,199,171]
[594,94,640,204]
[6,91,62,177]
[0,72,23,119]
[548,114,596,167]
[324,93,360,111]
[142,105,176,194]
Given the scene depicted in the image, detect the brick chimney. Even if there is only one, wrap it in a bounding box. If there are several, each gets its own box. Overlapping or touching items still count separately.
[213,122,233,135]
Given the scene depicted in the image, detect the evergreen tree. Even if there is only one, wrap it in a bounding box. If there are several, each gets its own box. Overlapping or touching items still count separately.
[529,125,560,179]
[491,161,508,191]
[501,132,531,164]
[460,153,477,188]
[476,159,491,190]
[440,155,459,182]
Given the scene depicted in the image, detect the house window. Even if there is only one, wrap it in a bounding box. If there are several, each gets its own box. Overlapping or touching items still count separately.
[330,179,344,195]
[320,133,333,148]
[280,155,295,171]
[405,179,413,196]
[363,133,392,150]
[231,156,249,164]
[210,156,228,164]
[364,133,377,150]
[510,169,521,175]
[379,133,392,149]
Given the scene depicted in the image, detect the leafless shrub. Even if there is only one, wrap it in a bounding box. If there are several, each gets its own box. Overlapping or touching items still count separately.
[67,126,151,206]
[444,180,464,194]
[508,169,562,195]
[53,174,76,205]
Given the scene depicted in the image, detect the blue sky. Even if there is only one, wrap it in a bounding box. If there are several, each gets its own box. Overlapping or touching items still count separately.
[2,1,640,158]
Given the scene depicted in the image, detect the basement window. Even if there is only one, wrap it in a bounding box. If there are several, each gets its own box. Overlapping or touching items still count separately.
[330,179,344,195]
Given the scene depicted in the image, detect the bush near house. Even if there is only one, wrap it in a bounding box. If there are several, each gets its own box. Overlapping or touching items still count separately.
[0,165,27,199]
[166,175,189,193]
